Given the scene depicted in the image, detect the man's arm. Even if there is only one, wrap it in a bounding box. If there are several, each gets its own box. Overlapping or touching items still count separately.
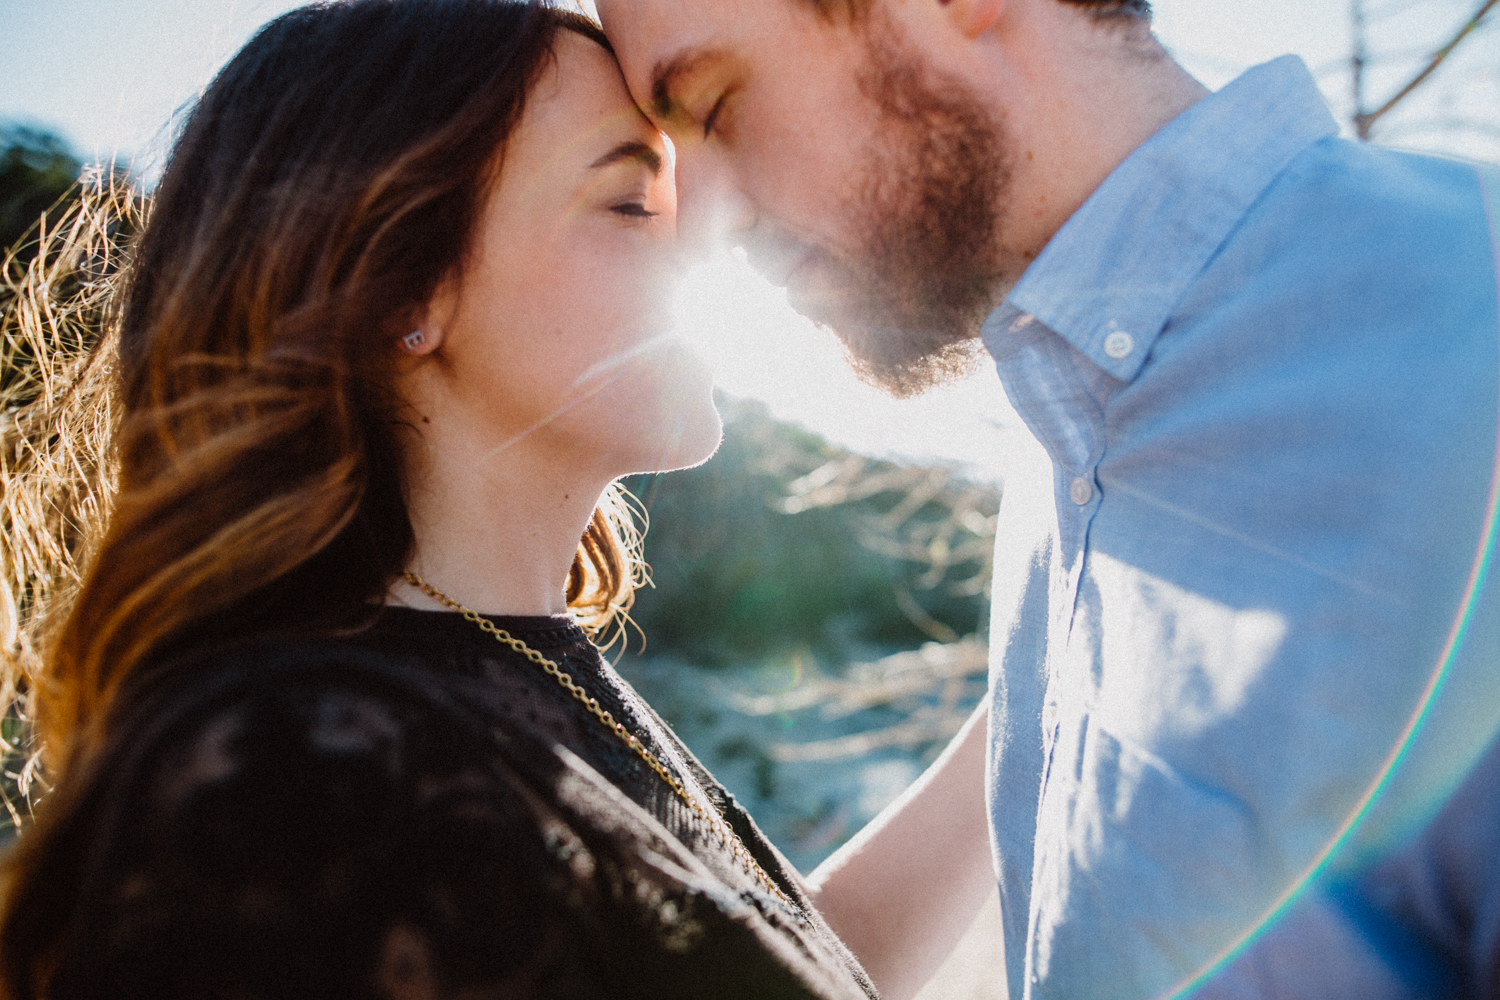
[805,701,996,1000]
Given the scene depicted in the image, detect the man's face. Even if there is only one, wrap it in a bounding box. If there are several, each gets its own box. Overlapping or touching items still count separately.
[598,0,1011,397]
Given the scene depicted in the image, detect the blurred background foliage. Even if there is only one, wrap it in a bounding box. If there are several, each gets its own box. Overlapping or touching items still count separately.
[1,126,82,265]
[623,395,994,667]
[620,396,999,869]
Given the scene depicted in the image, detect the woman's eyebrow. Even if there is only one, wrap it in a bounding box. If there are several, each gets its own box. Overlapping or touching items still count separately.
[590,141,663,176]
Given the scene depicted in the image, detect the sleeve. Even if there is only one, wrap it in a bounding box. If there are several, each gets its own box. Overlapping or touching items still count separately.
[1349,728,1500,997]
[22,641,865,1000]
[1193,730,1500,1000]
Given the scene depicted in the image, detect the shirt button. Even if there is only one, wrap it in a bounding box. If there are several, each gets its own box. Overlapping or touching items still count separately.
[1070,477,1094,506]
[1104,331,1135,360]
[1009,312,1036,332]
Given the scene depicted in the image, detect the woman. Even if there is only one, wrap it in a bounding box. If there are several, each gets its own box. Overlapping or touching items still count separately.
[0,2,878,997]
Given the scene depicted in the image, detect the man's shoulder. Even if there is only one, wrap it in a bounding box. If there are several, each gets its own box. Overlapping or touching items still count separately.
[1187,139,1497,333]
[1278,137,1488,215]
[1260,139,1490,251]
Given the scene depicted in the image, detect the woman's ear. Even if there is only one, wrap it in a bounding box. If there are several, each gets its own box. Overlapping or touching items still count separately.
[940,0,1005,39]
[400,276,459,356]
[399,327,441,356]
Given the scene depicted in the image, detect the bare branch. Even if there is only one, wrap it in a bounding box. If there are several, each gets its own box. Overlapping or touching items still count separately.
[1356,0,1499,138]
[1377,115,1500,142]
[724,639,990,763]
[1353,0,1370,137]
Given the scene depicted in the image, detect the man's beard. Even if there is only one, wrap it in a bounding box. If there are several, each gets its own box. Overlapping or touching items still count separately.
[812,23,1012,398]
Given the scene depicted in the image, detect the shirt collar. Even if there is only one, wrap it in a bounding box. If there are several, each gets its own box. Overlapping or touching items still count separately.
[982,56,1341,382]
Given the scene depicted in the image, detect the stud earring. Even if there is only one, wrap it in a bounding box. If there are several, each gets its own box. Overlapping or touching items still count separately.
[401,330,427,353]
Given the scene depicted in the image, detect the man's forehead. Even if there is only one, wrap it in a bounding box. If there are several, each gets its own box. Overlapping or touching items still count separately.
[596,0,754,88]
[596,0,725,49]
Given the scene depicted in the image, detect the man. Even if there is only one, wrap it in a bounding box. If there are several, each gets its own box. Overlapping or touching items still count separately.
[595,1,1500,998]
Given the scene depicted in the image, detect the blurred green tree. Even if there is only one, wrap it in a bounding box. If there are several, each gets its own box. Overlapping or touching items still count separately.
[0,126,83,264]
[623,397,995,668]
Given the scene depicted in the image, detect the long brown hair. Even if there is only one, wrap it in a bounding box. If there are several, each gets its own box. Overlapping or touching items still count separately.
[0,0,640,785]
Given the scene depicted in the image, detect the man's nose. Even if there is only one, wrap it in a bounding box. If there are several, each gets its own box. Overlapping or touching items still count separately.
[674,152,756,260]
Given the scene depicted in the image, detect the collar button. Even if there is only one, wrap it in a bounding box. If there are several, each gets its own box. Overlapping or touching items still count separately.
[1104,331,1136,360]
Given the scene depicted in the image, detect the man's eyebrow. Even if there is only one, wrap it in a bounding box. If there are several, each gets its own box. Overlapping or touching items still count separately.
[590,141,663,176]
[650,48,727,118]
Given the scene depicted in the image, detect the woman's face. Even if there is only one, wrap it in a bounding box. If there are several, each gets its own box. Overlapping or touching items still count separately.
[422,30,720,478]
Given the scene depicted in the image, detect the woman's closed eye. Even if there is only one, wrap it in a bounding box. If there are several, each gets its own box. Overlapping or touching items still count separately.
[589,141,667,222]
[611,201,660,219]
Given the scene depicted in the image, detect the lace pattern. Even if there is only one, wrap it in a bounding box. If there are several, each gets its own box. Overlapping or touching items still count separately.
[20,613,878,1000]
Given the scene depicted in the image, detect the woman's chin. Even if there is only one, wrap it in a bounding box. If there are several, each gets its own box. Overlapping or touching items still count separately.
[623,344,724,473]
[554,341,723,478]
[627,389,724,476]
[666,398,726,471]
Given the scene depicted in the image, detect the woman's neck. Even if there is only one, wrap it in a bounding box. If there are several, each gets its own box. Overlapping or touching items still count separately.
[393,426,608,618]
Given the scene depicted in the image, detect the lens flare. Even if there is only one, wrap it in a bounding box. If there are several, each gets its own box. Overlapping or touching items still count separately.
[1162,162,1500,1000]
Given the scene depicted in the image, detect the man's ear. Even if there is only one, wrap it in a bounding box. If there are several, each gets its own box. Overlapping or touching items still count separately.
[939,0,1005,39]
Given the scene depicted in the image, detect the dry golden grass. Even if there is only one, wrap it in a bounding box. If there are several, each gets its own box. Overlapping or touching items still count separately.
[0,172,143,821]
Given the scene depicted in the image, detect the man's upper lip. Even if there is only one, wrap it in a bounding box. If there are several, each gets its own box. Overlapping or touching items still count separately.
[772,249,815,290]
[739,231,814,289]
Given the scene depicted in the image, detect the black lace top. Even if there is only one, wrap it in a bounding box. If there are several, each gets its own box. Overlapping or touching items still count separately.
[24,608,879,1000]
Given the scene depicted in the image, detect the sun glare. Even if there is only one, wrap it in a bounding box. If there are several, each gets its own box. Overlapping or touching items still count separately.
[670,249,1022,483]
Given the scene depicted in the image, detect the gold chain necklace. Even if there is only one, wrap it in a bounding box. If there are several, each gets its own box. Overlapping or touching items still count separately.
[403,572,795,908]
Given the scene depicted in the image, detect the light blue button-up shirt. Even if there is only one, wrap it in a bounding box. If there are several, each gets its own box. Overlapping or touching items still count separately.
[982,56,1500,1000]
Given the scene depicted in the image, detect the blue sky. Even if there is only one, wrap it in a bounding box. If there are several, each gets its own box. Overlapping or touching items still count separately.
[5,1,1493,171]
[1,0,1494,475]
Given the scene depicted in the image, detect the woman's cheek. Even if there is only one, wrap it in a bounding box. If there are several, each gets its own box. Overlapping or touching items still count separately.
[579,244,661,334]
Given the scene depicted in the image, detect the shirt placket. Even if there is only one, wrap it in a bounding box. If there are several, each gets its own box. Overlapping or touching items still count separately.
[1041,437,1104,781]
[998,321,1112,788]
[1014,338,1114,1000]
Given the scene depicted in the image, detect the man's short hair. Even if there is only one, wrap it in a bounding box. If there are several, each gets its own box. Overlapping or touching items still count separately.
[805,0,1151,21]
[1073,0,1152,21]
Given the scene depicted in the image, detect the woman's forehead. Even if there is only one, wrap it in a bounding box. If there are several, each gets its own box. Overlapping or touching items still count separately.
[513,31,664,167]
